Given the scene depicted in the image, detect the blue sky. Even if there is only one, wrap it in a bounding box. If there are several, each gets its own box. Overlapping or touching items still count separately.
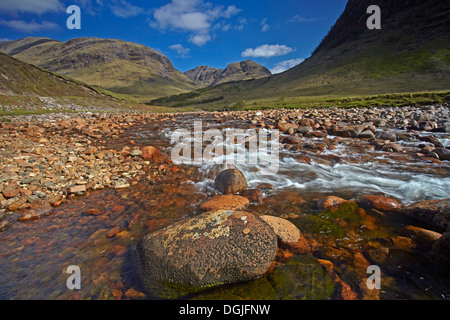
[0,0,347,73]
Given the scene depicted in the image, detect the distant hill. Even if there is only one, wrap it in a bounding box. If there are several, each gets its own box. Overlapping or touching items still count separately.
[184,60,271,87]
[0,37,198,101]
[152,0,450,108]
[0,52,111,99]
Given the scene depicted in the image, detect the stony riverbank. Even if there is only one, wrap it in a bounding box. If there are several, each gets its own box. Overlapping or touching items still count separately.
[0,105,449,299]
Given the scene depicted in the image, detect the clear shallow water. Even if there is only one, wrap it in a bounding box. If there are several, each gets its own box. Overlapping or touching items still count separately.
[1,113,449,300]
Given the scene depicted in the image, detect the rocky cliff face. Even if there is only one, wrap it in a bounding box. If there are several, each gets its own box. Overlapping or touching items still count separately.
[184,66,223,87]
[184,60,271,87]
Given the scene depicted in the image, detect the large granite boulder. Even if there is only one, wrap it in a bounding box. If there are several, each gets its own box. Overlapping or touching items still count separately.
[134,210,278,289]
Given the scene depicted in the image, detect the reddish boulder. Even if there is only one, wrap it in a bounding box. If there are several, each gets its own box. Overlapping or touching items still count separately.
[200,195,249,212]
[359,195,402,212]
[318,196,348,210]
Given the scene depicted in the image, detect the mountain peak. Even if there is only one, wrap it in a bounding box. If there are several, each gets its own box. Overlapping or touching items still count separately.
[184,60,271,87]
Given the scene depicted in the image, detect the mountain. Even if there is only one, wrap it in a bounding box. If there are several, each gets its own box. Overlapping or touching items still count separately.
[184,66,223,87]
[0,51,106,99]
[184,60,272,87]
[0,37,198,101]
[152,0,450,108]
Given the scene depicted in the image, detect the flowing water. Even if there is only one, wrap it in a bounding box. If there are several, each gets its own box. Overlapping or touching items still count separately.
[1,113,449,300]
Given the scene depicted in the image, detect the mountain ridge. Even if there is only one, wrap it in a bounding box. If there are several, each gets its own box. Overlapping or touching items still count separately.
[184,60,272,87]
[0,37,198,101]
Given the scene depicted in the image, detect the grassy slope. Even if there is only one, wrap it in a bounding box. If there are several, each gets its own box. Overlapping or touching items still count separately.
[4,37,198,102]
[0,52,176,114]
[151,0,450,110]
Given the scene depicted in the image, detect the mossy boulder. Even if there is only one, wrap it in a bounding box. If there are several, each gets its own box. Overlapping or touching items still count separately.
[133,210,278,297]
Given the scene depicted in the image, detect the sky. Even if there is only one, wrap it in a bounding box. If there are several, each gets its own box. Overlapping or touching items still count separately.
[0,0,348,73]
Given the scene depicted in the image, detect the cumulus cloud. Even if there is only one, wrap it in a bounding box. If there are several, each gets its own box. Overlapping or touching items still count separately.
[242,44,295,58]
[0,0,65,15]
[0,19,59,32]
[189,33,211,46]
[110,0,145,18]
[169,44,190,58]
[270,58,305,74]
[150,0,241,46]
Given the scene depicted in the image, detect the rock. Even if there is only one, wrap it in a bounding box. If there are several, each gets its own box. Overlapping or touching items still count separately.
[400,199,450,231]
[18,212,39,222]
[281,136,302,145]
[85,208,103,216]
[199,195,249,212]
[141,146,159,160]
[256,182,273,193]
[259,215,301,244]
[359,195,402,211]
[382,143,403,153]
[0,220,10,232]
[8,197,27,211]
[214,168,248,195]
[432,148,450,161]
[130,149,142,156]
[69,185,86,194]
[318,196,348,210]
[358,130,375,139]
[133,210,278,289]
[2,189,20,198]
[418,136,443,148]
[431,232,450,265]
[376,130,397,141]
[277,122,298,133]
[404,225,442,243]
[239,189,263,203]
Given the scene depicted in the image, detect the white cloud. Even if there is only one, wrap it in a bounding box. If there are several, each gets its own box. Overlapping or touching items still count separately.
[0,19,59,32]
[270,58,305,74]
[189,33,211,46]
[169,44,190,58]
[110,0,144,18]
[150,0,241,46]
[288,15,323,23]
[242,44,295,58]
[223,5,241,18]
[0,0,64,15]
[260,18,270,32]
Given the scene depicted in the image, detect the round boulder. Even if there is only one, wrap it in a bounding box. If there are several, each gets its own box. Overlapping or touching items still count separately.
[214,168,248,195]
[134,210,278,289]
[199,195,249,212]
[259,215,301,245]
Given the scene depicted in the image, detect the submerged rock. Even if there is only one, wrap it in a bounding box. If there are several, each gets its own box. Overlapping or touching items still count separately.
[359,195,402,212]
[133,210,277,291]
[401,199,450,231]
[432,232,450,265]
